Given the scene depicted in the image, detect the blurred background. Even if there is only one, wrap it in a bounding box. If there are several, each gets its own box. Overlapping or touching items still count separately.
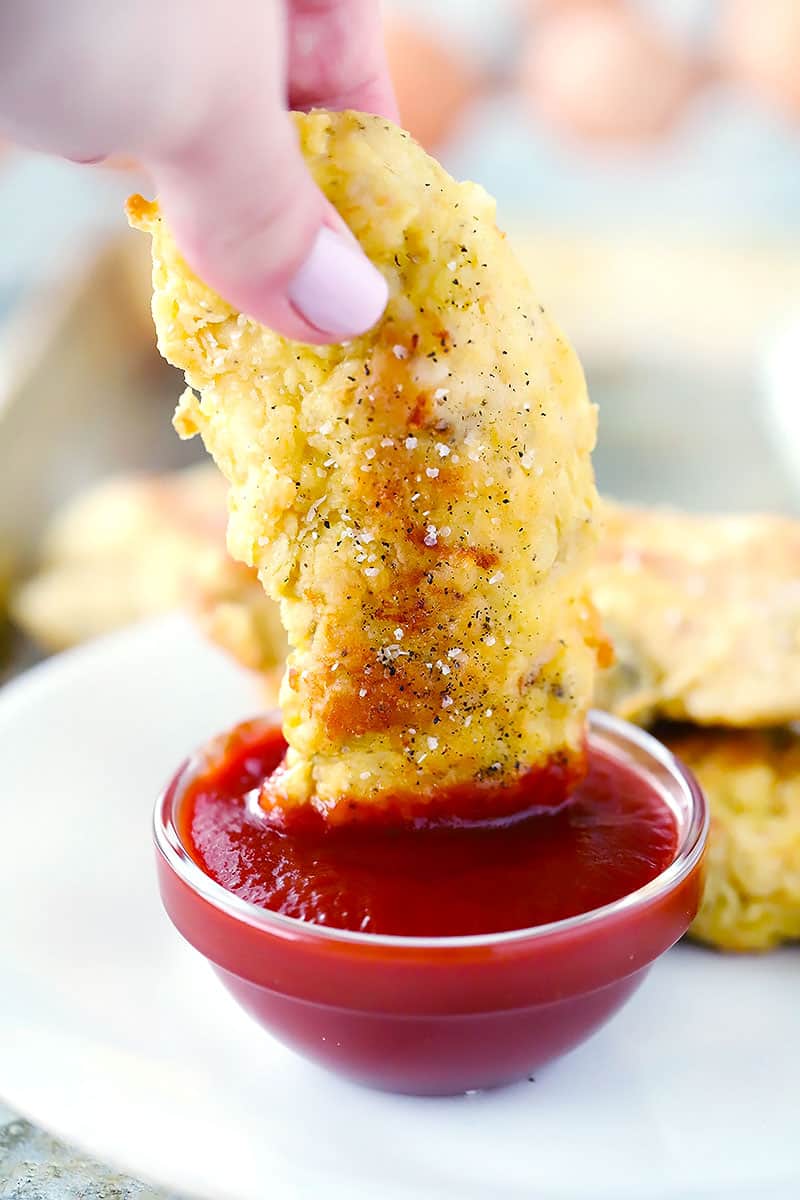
[1,0,800,680]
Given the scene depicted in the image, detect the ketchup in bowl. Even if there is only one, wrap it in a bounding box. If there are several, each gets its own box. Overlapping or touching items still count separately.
[181,721,677,938]
[155,711,707,1095]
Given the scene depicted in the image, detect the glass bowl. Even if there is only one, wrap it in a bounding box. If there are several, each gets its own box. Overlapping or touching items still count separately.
[154,710,707,1096]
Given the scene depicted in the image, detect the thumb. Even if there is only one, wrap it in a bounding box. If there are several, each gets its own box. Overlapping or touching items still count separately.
[150,108,388,344]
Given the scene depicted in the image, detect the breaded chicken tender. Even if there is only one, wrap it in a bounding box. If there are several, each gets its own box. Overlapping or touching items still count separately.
[660,727,800,951]
[12,466,286,686]
[129,110,599,822]
[593,502,800,728]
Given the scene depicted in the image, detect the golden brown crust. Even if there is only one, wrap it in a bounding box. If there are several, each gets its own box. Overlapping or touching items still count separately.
[593,501,800,727]
[125,193,158,227]
[131,110,599,820]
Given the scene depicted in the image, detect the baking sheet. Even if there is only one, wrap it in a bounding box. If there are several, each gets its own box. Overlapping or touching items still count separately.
[0,235,203,678]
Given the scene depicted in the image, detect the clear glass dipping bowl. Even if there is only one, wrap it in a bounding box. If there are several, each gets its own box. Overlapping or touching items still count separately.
[154,710,707,1096]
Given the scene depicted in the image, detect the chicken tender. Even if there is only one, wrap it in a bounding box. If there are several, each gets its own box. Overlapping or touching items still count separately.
[129,110,599,822]
[661,726,800,951]
[593,502,800,727]
[12,466,286,684]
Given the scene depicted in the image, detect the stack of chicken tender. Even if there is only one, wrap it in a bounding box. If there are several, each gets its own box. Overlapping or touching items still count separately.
[594,502,800,951]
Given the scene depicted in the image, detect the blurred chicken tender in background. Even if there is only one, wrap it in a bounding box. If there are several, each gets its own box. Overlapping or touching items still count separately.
[593,502,800,728]
[661,727,800,952]
[130,109,600,823]
[594,501,800,952]
[10,465,286,694]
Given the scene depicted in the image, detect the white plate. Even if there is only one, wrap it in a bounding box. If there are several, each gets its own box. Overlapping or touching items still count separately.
[0,616,797,1200]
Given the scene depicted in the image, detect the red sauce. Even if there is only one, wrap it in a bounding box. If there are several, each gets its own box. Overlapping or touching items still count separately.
[181,720,678,938]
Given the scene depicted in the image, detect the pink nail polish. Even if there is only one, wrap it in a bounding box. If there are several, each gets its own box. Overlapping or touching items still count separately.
[288,226,388,338]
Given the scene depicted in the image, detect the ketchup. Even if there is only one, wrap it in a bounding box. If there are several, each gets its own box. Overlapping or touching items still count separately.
[181,720,677,938]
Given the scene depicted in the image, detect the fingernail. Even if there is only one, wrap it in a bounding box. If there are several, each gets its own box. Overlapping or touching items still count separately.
[288,226,388,338]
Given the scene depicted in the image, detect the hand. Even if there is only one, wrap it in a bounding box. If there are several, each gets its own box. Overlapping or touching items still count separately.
[0,0,395,343]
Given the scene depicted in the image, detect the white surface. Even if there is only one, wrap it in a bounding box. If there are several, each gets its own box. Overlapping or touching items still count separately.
[0,616,797,1200]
